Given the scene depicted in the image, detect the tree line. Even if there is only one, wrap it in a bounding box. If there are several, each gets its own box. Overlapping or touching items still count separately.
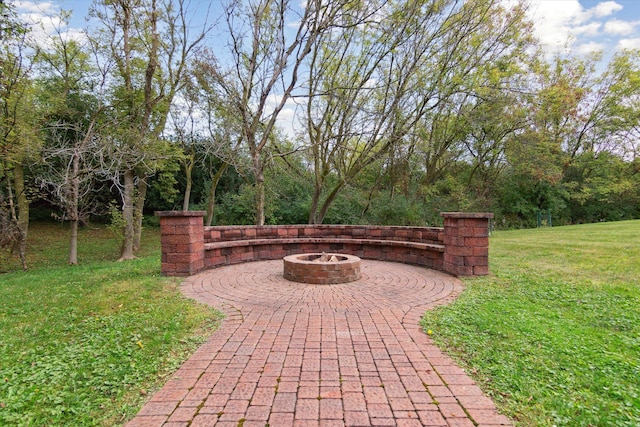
[1,0,639,268]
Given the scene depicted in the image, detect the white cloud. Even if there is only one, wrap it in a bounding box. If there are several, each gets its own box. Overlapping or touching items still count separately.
[576,41,606,54]
[573,22,602,36]
[523,0,636,57]
[526,0,586,52]
[604,18,639,35]
[15,0,88,48]
[14,1,57,14]
[590,1,623,17]
[276,107,296,126]
[617,37,640,50]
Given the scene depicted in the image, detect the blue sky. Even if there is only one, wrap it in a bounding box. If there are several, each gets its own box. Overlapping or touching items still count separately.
[12,0,640,138]
[14,0,640,56]
[524,0,640,54]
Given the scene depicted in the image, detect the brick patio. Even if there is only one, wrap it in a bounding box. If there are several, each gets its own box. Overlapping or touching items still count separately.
[125,260,512,427]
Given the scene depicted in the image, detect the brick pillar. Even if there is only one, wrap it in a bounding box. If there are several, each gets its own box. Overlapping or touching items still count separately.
[155,211,206,276]
[441,212,493,276]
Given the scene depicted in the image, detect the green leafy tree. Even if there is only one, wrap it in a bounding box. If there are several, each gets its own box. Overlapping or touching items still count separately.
[0,2,41,269]
[303,0,534,224]
[178,62,245,224]
[34,31,108,265]
[89,0,209,260]
[505,49,640,226]
[197,0,352,225]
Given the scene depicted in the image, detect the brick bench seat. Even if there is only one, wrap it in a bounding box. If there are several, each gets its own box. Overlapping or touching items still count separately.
[203,236,447,272]
[204,238,445,252]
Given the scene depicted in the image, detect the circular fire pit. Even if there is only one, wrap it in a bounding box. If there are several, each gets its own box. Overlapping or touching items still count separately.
[283,253,361,284]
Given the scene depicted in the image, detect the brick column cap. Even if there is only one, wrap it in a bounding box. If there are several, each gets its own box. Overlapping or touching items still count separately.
[155,210,206,217]
[441,212,494,219]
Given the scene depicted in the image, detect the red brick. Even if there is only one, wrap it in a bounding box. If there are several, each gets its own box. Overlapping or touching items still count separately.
[466,409,512,425]
[439,402,467,418]
[439,373,475,386]
[320,398,343,419]
[394,419,422,426]
[407,391,433,404]
[269,412,295,425]
[320,385,342,398]
[367,403,393,418]
[363,386,388,404]
[370,418,395,426]
[136,401,177,416]
[465,256,488,267]
[150,387,189,402]
[295,398,319,420]
[446,418,475,426]
[251,387,276,406]
[344,411,369,426]
[190,415,223,427]
[298,386,320,399]
[343,392,367,412]
[444,254,465,266]
[224,399,249,413]
[382,381,408,398]
[447,385,484,396]
[124,415,168,427]
[245,405,270,421]
[272,392,297,412]
[167,407,198,422]
[465,237,489,247]
[417,410,448,425]
[457,395,499,409]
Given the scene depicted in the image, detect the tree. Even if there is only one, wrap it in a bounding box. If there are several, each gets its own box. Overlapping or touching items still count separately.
[35,32,107,265]
[498,49,640,225]
[0,1,40,270]
[527,50,640,167]
[169,68,237,222]
[198,0,351,225]
[303,0,534,223]
[89,0,209,260]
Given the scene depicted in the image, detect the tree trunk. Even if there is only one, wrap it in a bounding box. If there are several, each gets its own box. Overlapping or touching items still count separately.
[255,178,265,226]
[69,220,79,265]
[13,163,29,238]
[253,155,265,226]
[5,164,28,271]
[68,152,80,265]
[119,169,136,261]
[205,163,228,226]
[182,161,193,211]
[133,176,147,252]
[308,185,322,224]
[316,181,347,225]
[13,163,28,270]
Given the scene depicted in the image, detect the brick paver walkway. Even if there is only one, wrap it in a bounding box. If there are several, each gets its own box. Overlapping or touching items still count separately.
[126,260,512,427]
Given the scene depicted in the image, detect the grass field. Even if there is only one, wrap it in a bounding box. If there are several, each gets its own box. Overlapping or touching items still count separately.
[0,223,223,426]
[421,220,640,426]
[2,220,638,426]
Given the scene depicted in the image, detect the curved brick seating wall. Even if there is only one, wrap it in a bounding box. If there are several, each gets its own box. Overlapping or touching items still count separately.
[203,224,445,272]
[155,211,493,277]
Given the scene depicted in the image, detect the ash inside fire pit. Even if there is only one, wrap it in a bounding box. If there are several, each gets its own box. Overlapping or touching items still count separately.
[283,253,361,284]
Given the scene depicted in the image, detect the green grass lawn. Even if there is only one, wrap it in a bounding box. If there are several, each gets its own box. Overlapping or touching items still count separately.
[3,220,639,426]
[421,220,640,426]
[0,222,223,426]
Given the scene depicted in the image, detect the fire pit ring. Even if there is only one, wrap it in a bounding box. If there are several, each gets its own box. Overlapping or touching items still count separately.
[283,253,361,284]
